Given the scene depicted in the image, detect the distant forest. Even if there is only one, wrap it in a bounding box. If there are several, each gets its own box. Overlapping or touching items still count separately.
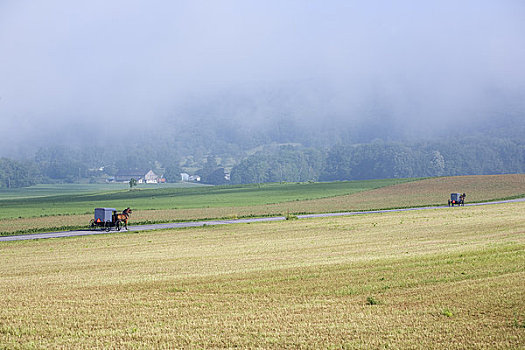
[1,135,523,188]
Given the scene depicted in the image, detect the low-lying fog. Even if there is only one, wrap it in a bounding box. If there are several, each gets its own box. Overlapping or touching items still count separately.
[1,1,524,157]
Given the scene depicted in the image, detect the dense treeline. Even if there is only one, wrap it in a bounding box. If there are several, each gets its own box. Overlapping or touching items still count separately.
[320,137,524,181]
[230,137,524,184]
[230,146,323,184]
[0,158,41,188]
[0,136,523,188]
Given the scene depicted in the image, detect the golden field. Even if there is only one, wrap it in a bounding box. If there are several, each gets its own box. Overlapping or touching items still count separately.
[1,202,524,348]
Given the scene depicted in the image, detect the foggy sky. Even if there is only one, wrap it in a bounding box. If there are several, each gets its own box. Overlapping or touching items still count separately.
[1,0,524,156]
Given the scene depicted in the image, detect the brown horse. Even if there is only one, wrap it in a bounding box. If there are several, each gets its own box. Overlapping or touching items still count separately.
[116,208,132,230]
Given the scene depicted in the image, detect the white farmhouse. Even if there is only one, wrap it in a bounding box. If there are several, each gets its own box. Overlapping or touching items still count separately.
[115,169,161,184]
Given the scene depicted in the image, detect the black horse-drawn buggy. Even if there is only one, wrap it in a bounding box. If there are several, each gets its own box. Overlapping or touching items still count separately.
[89,207,132,231]
[448,193,466,207]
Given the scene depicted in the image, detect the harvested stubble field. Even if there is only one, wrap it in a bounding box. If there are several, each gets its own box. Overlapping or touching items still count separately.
[1,202,524,348]
[1,174,523,236]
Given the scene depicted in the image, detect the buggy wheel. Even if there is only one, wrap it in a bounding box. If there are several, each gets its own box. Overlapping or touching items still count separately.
[105,222,111,232]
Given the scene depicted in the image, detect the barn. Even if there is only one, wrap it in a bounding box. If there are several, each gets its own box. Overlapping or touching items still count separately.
[115,169,161,184]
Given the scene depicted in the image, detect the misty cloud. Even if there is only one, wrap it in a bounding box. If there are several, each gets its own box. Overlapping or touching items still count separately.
[1,0,524,155]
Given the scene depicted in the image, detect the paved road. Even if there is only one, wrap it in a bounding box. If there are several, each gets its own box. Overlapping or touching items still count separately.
[2,198,524,242]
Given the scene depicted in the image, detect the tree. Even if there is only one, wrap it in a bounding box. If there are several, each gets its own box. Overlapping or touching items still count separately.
[0,158,41,188]
[230,146,323,184]
[164,164,182,183]
[430,151,445,176]
[205,167,228,185]
[34,146,87,181]
[129,178,137,189]
[197,155,231,185]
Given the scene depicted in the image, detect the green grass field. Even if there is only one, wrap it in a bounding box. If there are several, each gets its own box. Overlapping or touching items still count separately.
[1,202,523,348]
[0,182,205,200]
[0,178,410,220]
